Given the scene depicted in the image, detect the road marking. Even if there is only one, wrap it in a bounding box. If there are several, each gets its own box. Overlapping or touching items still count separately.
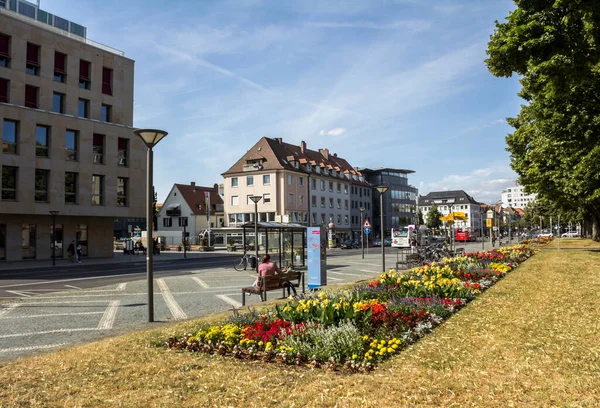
[157,279,187,320]
[216,295,242,309]
[64,285,82,290]
[0,343,67,353]
[0,303,19,317]
[1,311,104,319]
[5,290,34,297]
[329,271,368,277]
[0,328,99,339]
[359,270,381,274]
[327,277,343,281]
[10,300,113,304]
[97,300,120,330]
[192,277,210,288]
[116,283,127,291]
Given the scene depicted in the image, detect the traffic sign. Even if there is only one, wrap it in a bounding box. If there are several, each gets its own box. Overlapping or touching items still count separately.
[363,220,371,228]
[364,227,371,235]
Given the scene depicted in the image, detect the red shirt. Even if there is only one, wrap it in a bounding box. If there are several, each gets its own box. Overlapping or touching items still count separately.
[258,262,280,277]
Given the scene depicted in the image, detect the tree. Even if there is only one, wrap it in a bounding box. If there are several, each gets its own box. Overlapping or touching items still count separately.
[486,0,600,240]
[425,204,443,230]
[417,209,425,225]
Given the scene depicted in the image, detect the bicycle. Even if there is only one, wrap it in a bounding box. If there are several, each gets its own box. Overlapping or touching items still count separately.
[233,252,257,271]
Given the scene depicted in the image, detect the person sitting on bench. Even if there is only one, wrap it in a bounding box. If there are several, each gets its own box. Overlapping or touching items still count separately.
[256,254,297,297]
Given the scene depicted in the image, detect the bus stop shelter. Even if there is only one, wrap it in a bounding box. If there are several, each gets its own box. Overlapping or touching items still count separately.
[241,222,307,268]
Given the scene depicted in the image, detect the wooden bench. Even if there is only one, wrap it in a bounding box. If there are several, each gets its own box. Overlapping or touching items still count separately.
[241,271,305,306]
[396,253,421,270]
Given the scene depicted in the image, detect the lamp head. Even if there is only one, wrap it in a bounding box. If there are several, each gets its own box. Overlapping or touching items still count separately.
[359,207,365,212]
[134,129,168,148]
[375,185,389,194]
[249,195,262,204]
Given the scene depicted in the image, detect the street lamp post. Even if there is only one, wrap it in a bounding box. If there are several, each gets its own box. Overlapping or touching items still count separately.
[134,128,168,323]
[49,211,59,266]
[359,207,365,259]
[480,210,484,250]
[249,196,262,273]
[375,185,389,273]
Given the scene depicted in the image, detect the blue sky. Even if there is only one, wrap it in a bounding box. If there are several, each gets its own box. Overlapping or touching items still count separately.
[46,0,521,204]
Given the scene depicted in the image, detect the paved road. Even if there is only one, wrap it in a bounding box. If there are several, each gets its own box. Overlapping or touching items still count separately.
[0,241,518,362]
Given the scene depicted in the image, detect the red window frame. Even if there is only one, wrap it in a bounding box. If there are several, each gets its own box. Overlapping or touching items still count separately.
[26,43,40,66]
[79,59,90,80]
[0,78,8,103]
[25,85,38,108]
[0,34,9,57]
[54,52,66,73]
[102,67,112,95]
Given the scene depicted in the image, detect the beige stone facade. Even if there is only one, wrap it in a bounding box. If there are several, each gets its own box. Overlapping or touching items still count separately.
[0,8,145,261]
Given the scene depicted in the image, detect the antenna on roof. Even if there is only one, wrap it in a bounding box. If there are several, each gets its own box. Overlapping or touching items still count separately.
[37,0,41,8]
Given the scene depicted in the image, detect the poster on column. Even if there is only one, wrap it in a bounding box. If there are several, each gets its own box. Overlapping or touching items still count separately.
[307,227,327,289]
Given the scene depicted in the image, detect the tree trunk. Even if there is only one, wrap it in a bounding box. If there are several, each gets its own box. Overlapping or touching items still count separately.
[586,203,600,241]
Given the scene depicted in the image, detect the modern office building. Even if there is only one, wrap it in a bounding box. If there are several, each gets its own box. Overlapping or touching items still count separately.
[0,2,145,261]
[358,168,418,238]
[501,183,536,209]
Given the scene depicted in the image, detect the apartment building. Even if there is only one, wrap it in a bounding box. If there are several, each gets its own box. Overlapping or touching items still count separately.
[222,137,359,240]
[0,2,145,261]
[418,190,483,232]
[501,183,536,209]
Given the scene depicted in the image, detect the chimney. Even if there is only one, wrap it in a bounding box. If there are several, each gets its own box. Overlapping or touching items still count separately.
[300,141,306,153]
[319,148,329,160]
[191,182,195,187]
[214,183,219,192]
[275,137,283,144]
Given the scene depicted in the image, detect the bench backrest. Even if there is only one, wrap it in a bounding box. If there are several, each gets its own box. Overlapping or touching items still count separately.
[259,272,302,291]
[406,254,421,262]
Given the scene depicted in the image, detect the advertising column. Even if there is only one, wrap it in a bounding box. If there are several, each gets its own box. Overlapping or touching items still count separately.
[307,226,327,289]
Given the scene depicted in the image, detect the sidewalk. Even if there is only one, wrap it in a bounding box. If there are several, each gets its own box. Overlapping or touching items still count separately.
[0,248,233,271]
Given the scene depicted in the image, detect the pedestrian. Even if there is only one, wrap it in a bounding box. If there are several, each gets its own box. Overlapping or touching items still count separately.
[255,254,297,297]
[76,243,83,263]
[67,241,75,262]
[492,234,496,247]
[410,237,417,254]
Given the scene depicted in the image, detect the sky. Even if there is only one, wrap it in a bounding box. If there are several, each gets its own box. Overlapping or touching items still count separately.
[44,0,522,205]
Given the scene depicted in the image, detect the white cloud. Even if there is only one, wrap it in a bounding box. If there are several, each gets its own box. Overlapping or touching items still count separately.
[306,19,432,32]
[327,127,346,136]
[464,118,506,133]
[319,130,325,135]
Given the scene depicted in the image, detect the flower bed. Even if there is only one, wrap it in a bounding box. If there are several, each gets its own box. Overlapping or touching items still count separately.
[164,244,537,372]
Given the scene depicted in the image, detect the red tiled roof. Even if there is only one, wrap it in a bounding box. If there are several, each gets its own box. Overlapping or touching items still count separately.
[174,184,223,215]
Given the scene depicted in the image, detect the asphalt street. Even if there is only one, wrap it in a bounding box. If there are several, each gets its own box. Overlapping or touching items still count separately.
[0,240,512,363]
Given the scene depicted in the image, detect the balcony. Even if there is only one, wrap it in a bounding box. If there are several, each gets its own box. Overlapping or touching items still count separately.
[243,163,262,172]
[166,207,181,217]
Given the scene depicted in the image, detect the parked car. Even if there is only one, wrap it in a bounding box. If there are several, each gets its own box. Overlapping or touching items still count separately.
[372,239,381,247]
[383,238,392,246]
[561,231,580,237]
[537,231,553,238]
[341,239,359,249]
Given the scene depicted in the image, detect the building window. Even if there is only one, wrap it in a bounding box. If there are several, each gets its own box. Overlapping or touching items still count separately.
[263,174,270,185]
[26,43,40,76]
[34,169,49,202]
[231,177,238,187]
[311,179,316,190]
[25,85,38,108]
[78,98,89,118]
[163,218,172,227]
[179,217,188,227]
[247,195,254,205]
[2,119,18,154]
[320,197,325,208]
[118,138,128,166]
[102,67,112,95]
[21,224,36,260]
[65,172,77,204]
[79,60,91,89]
[299,177,304,187]
[263,193,271,203]
[117,177,128,206]
[93,134,104,164]
[312,213,317,224]
[35,125,50,157]
[320,180,325,190]
[231,195,239,206]
[288,193,294,205]
[101,104,111,122]
[54,51,66,83]
[337,198,341,209]
[344,215,348,224]
[0,33,11,68]
[329,181,333,192]
[337,214,342,224]
[337,183,341,193]
[91,175,104,205]
[1,166,17,200]
[329,197,334,208]
[344,199,348,210]
[288,175,294,185]
[0,78,8,103]
[312,196,316,207]
[65,130,78,161]
[247,176,254,186]
[52,92,65,113]
[321,213,326,224]
[299,195,304,205]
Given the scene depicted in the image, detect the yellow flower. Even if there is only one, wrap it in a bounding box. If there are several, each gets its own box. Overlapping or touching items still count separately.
[387,348,394,353]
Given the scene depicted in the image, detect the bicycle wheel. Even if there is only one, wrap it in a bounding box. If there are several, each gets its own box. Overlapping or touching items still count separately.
[233,257,247,271]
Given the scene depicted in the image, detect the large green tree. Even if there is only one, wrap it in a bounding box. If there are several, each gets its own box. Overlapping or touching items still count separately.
[425,204,443,230]
[486,0,600,239]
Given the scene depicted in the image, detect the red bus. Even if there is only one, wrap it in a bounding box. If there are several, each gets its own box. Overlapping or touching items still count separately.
[455,228,477,242]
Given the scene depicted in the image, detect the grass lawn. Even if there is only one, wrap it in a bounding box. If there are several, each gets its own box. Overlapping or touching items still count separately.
[1,249,599,407]
[545,237,600,249]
